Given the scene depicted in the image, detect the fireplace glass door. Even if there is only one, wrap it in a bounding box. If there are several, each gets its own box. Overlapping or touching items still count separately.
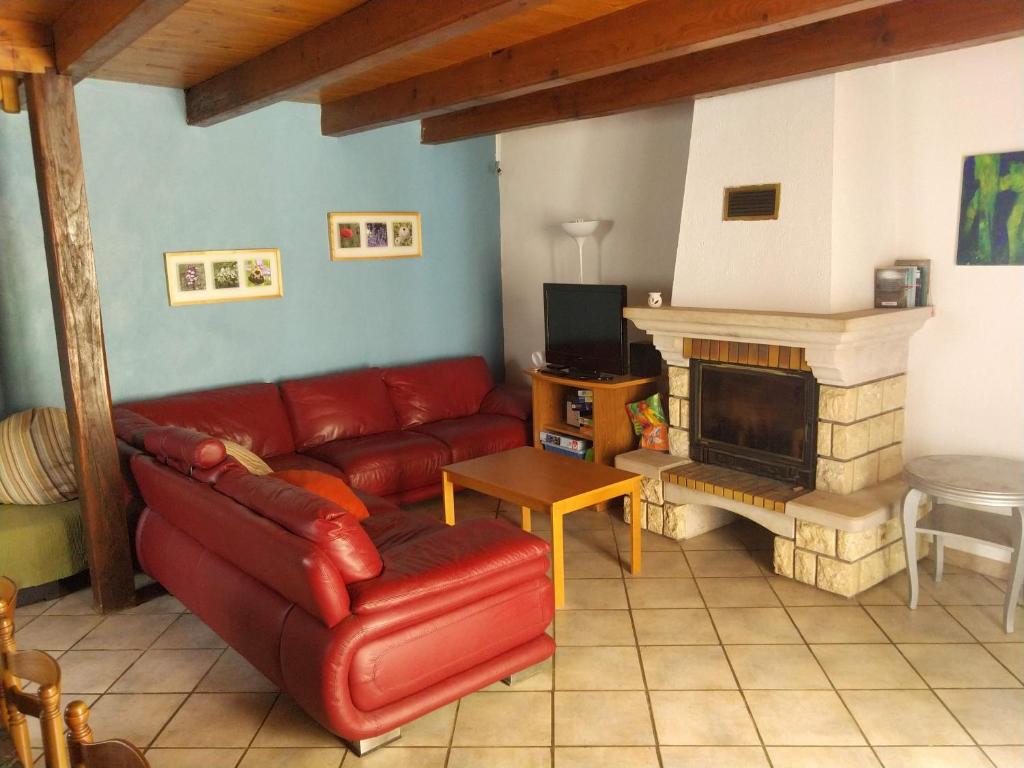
[690,361,818,488]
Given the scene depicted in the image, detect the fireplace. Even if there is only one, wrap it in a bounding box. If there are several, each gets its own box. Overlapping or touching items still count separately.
[690,359,818,489]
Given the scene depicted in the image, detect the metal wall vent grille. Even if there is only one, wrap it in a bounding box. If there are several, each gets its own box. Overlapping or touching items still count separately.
[723,184,780,221]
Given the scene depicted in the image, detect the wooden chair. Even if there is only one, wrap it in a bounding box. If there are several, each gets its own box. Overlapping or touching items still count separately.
[1,648,68,768]
[65,700,151,768]
[0,575,18,732]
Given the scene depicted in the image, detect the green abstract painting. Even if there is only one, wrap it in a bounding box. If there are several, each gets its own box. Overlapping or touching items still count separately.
[956,150,1024,265]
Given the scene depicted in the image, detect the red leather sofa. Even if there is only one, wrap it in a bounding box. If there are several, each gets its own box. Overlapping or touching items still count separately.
[118,356,530,503]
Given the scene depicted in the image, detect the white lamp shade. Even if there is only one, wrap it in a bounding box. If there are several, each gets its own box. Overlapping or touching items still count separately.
[561,220,600,238]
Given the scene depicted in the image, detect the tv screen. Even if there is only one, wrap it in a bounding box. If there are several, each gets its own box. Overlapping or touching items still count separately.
[544,283,627,375]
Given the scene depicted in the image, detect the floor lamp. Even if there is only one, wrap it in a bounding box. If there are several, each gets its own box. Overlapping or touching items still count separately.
[561,220,600,283]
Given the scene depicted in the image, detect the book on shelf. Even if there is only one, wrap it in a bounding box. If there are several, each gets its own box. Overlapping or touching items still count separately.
[874,266,918,308]
[895,258,930,307]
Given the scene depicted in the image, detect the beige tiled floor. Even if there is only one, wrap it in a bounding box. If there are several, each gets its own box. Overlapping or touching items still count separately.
[11,492,1024,767]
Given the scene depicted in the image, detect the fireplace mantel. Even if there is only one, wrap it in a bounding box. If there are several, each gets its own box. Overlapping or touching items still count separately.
[624,305,933,386]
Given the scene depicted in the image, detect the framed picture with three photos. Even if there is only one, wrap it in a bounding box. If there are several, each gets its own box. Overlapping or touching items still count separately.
[328,212,422,260]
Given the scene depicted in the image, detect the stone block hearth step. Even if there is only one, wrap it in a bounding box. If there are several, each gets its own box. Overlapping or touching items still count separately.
[664,462,809,513]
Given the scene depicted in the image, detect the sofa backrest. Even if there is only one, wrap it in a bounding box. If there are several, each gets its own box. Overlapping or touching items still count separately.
[122,383,295,458]
[383,356,494,428]
[279,368,400,451]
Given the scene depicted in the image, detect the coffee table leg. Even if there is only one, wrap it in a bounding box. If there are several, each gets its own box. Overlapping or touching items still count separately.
[630,480,642,575]
[521,506,532,533]
[552,510,565,608]
[442,472,455,526]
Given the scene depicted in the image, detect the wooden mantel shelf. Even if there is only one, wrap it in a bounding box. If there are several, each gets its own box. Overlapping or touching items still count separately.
[623,305,933,387]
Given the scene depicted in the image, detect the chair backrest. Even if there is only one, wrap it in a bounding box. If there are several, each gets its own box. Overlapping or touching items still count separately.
[2,648,69,768]
[0,576,15,624]
[0,576,18,733]
[65,700,151,768]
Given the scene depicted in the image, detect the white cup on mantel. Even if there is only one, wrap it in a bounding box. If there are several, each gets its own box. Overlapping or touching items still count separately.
[647,292,663,308]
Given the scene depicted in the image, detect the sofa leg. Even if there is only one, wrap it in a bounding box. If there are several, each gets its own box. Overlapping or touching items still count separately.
[502,660,546,686]
[345,728,401,756]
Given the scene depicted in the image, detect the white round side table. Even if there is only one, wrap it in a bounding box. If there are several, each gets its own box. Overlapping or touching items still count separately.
[901,455,1024,632]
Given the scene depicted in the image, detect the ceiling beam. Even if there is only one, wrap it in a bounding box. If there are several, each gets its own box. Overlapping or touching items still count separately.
[322,0,897,137]
[421,0,1024,144]
[53,0,187,82]
[0,19,54,74]
[185,0,546,128]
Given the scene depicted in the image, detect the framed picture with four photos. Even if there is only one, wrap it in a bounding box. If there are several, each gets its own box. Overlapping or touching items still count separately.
[164,248,282,307]
[328,211,422,260]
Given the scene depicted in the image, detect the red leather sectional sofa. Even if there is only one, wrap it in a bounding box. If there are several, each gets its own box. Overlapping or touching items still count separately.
[111,357,553,752]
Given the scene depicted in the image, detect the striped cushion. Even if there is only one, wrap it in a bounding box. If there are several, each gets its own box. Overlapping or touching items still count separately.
[0,408,77,505]
[222,439,273,475]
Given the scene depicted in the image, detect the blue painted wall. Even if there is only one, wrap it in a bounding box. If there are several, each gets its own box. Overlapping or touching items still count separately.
[0,80,502,415]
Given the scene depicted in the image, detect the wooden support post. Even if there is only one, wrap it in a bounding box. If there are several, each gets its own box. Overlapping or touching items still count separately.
[25,72,135,612]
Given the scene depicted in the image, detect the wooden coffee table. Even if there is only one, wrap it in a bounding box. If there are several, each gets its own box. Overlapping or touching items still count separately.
[442,446,642,607]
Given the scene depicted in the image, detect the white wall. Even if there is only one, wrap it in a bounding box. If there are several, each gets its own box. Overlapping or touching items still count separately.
[498,103,693,385]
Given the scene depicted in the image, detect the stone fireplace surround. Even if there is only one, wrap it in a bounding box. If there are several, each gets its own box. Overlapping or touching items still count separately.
[619,305,933,598]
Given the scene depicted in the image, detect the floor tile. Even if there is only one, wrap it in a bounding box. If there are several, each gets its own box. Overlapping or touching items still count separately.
[709,608,802,644]
[857,574,938,606]
[650,690,758,745]
[555,646,644,690]
[768,577,855,607]
[787,606,888,643]
[55,649,141,693]
[767,746,882,767]
[810,644,926,689]
[152,614,228,649]
[145,748,244,768]
[632,609,718,645]
[564,508,615,531]
[985,643,1024,682]
[13,614,103,650]
[251,695,341,748]
[840,690,972,746]
[560,528,618,555]
[448,747,550,768]
[561,579,628,610]
[554,690,655,745]
[864,605,975,643]
[483,658,553,692]
[555,610,635,646]
[745,690,865,746]
[945,605,1024,643]
[725,645,830,689]
[238,748,345,768]
[984,746,1024,768]
[685,550,764,578]
[936,689,1024,745]
[452,691,551,747]
[562,551,623,579]
[343,747,447,767]
[74,614,177,650]
[626,550,692,578]
[124,593,188,615]
[392,702,456,746]
[921,574,1007,605]
[198,648,279,692]
[680,525,748,551]
[112,648,222,692]
[697,578,780,608]
[661,746,769,767]
[873,746,995,768]
[617,528,683,552]
[554,746,658,768]
[641,645,737,689]
[13,598,58,616]
[899,643,1022,688]
[626,578,704,609]
[87,692,187,747]
[154,692,277,748]
[44,588,101,615]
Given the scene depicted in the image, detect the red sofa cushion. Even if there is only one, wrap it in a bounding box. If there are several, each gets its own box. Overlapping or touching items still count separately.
[412,414,528,463]
[124,383,295,458]
[360,507,446,553]
[280,369,399,451]
[383,357,494,428]
[305,431,451,498]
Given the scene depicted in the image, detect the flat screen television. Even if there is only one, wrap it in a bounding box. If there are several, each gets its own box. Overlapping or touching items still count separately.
[543,283,627,376]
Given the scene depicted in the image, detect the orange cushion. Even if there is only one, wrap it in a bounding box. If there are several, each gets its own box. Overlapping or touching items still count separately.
[269,470,370,521]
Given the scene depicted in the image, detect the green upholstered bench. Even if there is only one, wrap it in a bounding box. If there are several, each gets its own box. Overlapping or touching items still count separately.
[0,499,87,589]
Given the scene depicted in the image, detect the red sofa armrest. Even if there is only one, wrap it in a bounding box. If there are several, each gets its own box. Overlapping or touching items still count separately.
[479,383,531,421]
[347,519,549,616]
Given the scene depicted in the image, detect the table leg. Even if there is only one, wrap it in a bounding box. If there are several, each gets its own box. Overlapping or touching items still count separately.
[552,510,565,608]
[630,480,642,576]
[442,473,455,526]
[1005,508,1023,633]
[934,534,944,583]
[521,506,532,533]
[901,488,924,610]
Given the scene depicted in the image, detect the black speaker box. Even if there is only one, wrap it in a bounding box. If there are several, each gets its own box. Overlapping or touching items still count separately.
[629,342,662,377]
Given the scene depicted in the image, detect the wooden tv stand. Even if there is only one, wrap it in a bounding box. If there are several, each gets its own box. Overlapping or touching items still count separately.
[528,369,661,467]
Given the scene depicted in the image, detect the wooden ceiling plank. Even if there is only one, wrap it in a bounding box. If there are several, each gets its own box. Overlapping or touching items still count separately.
[421,0,1024,144]
[321,0,897,137]
[53,0,188,81]
[0,18,54,73]
[185,0,548,127]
